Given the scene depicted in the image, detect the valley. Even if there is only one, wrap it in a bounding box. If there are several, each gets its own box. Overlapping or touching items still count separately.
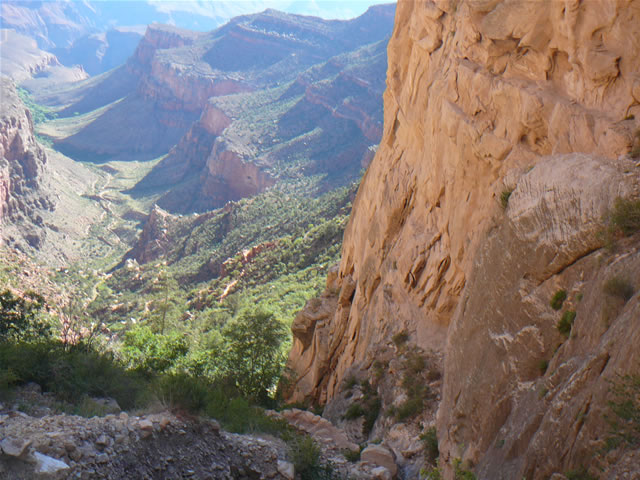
[2,1,640,480]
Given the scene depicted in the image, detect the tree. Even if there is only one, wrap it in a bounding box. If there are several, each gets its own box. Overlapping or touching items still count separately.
[220,310,288,402]
[0,289,50,342]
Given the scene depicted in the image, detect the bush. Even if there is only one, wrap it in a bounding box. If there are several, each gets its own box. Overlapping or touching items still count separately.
[344,403,366,420]
[453,458,476,480]
[392,330,409,348]
[343,448,361,462]
[154,373,210,413]
[606,373,640,447]
[607,197,640,236]
[420,426,439,463]
[121,326,188,374]
[500,189,513,209]
[288,435,334,480]
[550,290,567,310]
[0,289,50,342]
[557,311,576,337]
[603,276,635,302]
[565,467,599,480]
[0,341,149,410]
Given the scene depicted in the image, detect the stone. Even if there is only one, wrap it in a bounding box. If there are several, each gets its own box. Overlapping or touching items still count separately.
[277,460,295,480]
[281,409,359,452]
[138,419,154,431]
[95,435,110,447]
[361,445,397,477]
[371,466,393,480]
[33,451,69,474]
[0,437,31,457]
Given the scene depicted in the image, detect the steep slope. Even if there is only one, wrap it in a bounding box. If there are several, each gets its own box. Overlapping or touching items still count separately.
[285,0,640,477]
[0,76,53,250]
[40,6,394,211]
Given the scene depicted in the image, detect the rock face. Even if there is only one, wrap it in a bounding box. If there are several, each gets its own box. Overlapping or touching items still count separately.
[285,0,640,477]
[0,76,53,249]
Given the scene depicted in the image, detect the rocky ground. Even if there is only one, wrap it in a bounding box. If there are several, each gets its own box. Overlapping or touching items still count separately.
[0,385,410,480]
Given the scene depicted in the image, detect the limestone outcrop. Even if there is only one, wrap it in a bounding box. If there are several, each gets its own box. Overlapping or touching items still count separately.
[0,76,53,249]
[285,0,640,477]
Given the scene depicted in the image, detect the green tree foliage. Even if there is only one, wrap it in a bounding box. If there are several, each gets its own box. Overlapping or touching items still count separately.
[0,289,50,342]
[220,310,288,402]
[121,325,188,374]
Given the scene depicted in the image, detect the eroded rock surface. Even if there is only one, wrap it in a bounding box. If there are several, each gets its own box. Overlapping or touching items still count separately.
[286,0,640,478]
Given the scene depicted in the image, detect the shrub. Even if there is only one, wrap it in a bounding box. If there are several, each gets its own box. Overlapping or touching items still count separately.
[606,372,640,447]
[343,448,361,462]
[500,189,513,209]
[565,467,599,480]
[288,435,335,480]
[0,289,50,342]
[420,426,439,463]
[0,341,149,410]
[603,275,635,302]
[154,373,209,413]
[538,359,549,375]
[550,290,567,310]
[121,326,188,374]
[557,311,576,337]
[392,330,409,348]
[608,197,640,236]
[453,458,476,480]
[344,403,366,420]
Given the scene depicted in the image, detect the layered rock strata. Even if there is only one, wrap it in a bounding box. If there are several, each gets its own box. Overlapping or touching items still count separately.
[0,77,53,248]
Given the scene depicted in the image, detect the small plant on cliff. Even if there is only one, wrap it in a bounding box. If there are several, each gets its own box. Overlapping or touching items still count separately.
[550,289,568,310]
[606,372,640,447]
[565,467,599,480]
[392,330,410,348]
[604,196,640,240]
[557,310,577,337]
[603,275,635,303]
[420,426,439,463]
[453,458,476,480]
[499,188,514,209]
[630,129,640,158]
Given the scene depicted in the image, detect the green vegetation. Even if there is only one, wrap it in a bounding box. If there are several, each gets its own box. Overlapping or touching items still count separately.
[343,447,361,462]
[630,130,640,158]
[550,290,568,310]
[453,458,476,480]
[288,435,335,480]
[557,310,576,337]
[606,372,640,447]
[602,197,640,247]
[603,275,635,302]
[392,329,409,348]
[343,380,381,437]
[421,467,442,480]
[420,426,439,463]
[389,350,432,422]
[538,359,549,375]
[16,87,58,125]
[0,289,50,342]
[565,467,599,480]
[499,189,513,209]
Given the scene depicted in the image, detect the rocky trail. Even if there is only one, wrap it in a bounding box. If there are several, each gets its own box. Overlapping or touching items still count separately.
[0,385,406,480]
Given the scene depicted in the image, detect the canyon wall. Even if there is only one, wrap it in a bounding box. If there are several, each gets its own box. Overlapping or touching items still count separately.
[0,76,53,249]
[286,0,640,477]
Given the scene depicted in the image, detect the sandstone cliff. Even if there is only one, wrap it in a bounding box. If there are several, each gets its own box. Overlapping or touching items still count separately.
[286,1,640,478]
[0,76,53,250]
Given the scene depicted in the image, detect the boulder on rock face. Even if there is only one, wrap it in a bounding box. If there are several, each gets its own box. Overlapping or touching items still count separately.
[361,445,397,477]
